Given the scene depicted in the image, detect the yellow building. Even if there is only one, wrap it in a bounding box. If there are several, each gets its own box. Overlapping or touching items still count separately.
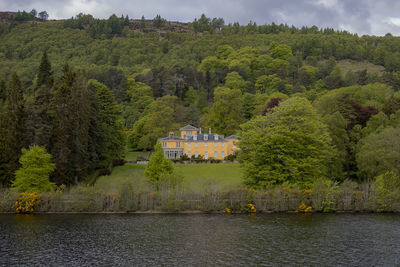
[158,125,239,160]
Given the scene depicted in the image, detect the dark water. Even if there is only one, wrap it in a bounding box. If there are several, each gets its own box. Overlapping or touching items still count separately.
[1,213,400,266]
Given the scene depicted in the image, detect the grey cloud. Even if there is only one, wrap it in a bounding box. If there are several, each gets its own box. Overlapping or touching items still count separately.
[0,0,400,35]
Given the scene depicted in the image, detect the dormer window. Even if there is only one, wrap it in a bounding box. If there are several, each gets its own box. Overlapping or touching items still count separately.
[204,134,208,141]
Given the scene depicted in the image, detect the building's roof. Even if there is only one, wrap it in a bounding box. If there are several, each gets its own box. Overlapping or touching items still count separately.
[225,135,239,140]
[158,136,184,141]
[179,124,199,131]
[185,133,225,142]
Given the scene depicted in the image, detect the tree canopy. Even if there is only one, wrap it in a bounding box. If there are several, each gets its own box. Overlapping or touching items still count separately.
[13,145,55,192]
[239,97,334,188]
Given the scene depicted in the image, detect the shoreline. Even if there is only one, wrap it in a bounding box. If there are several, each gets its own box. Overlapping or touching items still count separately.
[0,210,397,215]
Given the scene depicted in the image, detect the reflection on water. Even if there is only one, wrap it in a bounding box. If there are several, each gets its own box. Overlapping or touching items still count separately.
[1,213,400,266]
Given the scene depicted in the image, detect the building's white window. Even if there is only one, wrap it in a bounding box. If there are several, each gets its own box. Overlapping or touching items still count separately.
[215,135,219,141]
[204,134,208,141]
[193,134,197,141]
[162,142,166,147]
[221,151,225,158]
[214,142,217,147]
[233,143,236,148]
[204,142,208,147]
[205,151,208,159]
[188,152,191,158]
[214,151,218,158]
[187,131,192,136]
[195,143,198,147]
[221,142,225,147]
[195,151,198,158]
[187,143,191,148]
[176,142,180,148]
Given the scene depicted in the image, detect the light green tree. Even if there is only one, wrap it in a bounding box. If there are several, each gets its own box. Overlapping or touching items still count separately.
[198,56,226,73]
[123,77,154,128]
[225,71,248,93]
[270,43,293,60]
[357,127,400,180]
[255,74,282,94]
[216,45,234,60]
[239,97,334,188]
[145,143,174,189]
[207,87,243,136]
[13,145,55,192]
[129,95,179,150]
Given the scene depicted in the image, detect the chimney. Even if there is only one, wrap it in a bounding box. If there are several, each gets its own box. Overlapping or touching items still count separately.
[169,132,174,138]
[199,128,202,134]
[209,128,211,134]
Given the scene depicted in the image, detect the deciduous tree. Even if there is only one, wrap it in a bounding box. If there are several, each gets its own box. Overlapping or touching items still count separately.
[13,145,55,192]
[239,97,334,188]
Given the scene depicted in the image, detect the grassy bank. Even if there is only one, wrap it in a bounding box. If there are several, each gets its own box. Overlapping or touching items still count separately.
[1,177,400,213]
[1,163,400,213]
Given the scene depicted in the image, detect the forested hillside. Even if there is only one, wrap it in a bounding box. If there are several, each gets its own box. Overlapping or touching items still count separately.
[1,12,400,188]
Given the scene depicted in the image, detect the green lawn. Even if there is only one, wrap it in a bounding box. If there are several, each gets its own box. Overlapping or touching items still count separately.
[175,163,243,193]
[95,163,244,193]
[94,164,150,193]
[124,149,152,161]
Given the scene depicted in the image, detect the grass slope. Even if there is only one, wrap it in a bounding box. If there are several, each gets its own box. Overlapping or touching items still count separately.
[95,163,243,194]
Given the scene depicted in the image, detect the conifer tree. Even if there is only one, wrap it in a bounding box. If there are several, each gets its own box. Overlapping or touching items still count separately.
[88,79,125,169]
[37,51,53,88]
[0,73,25,186]
[50,65,75,185]
[51,65,92,185]
[30,51,54,147]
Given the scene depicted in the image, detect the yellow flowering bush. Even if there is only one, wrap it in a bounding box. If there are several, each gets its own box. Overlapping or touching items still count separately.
[14,192,41,213]
[246,203,256,213]
[303,189,312,195]
[298,202,313,213]
[225,207,232,214]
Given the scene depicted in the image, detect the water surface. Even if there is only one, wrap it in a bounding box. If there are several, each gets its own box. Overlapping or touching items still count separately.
[1,213,400,266]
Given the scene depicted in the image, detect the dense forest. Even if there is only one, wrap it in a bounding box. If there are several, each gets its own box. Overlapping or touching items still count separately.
[1,11,400,189]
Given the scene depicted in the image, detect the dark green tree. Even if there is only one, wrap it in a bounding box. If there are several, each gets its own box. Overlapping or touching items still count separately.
[0,73,25,186]
[88,79,125,169]
[153,15,166,28]
[37,51,53,87]
[28,51,54,147]
[51,65,91,185]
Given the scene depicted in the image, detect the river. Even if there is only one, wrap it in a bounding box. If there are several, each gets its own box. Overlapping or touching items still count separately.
[1,213,400,266]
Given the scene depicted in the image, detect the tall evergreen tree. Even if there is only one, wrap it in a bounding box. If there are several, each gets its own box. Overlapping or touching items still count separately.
[50,65,75,185]
[37,51,53,88]
[88,79,125,169]
[0,73,25,186]
[28,51,54,147]
[51,65,92,185]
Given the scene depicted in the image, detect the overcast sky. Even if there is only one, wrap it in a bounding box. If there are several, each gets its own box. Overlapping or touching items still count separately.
[1,0,400,36]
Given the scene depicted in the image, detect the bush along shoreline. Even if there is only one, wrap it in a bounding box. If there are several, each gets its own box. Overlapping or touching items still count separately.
[1,178,400,214]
